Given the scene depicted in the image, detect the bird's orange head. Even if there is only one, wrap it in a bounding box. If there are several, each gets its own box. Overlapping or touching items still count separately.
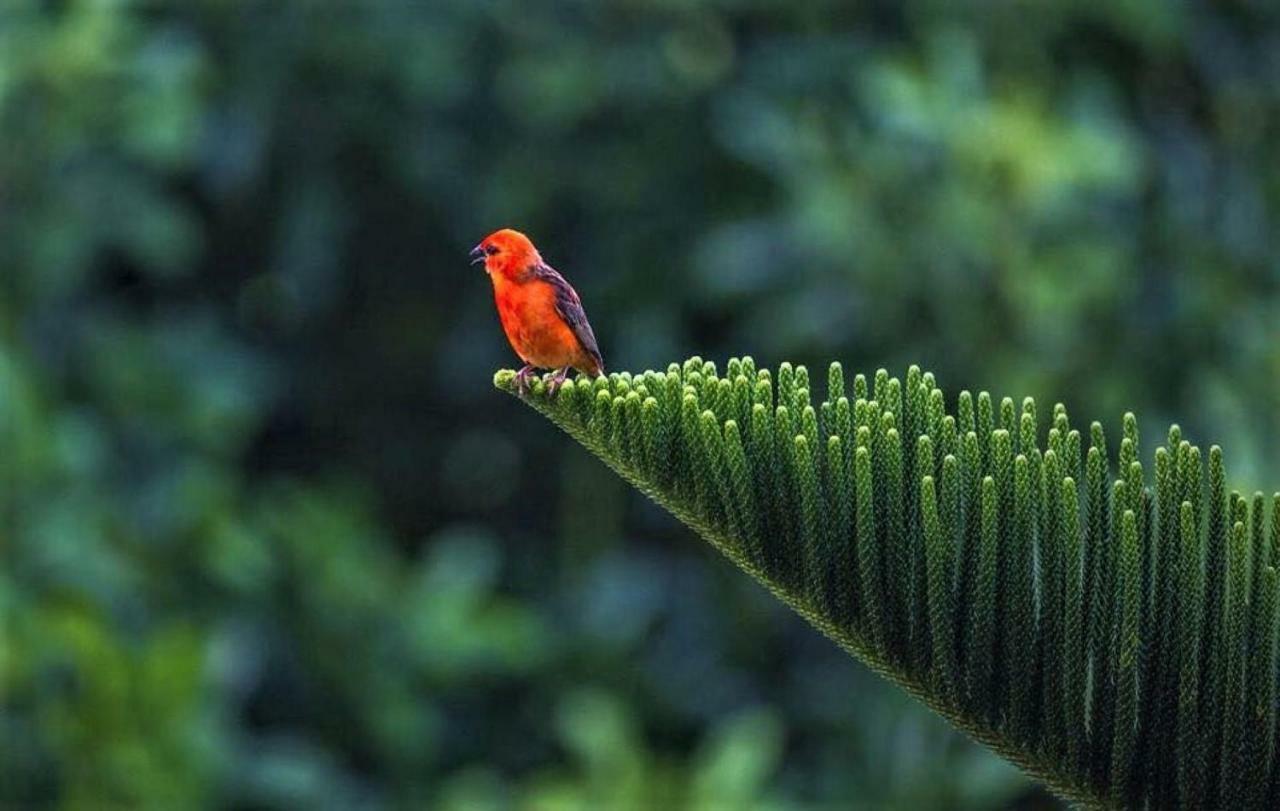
[470,228,542,281]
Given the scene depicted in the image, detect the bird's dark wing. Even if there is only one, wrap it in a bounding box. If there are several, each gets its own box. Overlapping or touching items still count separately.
[533,262,604,373]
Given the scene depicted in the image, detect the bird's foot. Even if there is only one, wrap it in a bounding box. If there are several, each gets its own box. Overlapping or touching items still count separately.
[545,367,571,397]
[514,364,536,397]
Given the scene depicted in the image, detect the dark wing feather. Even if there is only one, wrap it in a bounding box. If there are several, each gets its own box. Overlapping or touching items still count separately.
[533,262,604,373]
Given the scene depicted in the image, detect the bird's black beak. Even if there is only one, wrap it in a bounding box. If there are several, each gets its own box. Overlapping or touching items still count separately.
[469,245,486,267]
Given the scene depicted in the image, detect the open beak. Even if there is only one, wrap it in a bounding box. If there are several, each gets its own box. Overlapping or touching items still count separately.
[469,245,486,267]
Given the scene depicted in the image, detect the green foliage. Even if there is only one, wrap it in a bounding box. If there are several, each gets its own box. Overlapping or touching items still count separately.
[5,2,1280,808]
[500,357,1280,809]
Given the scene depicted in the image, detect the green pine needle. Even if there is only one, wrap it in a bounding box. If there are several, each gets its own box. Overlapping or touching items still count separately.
[496,359,1280,809]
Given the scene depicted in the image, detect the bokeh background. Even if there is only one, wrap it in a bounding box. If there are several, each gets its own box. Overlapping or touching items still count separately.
[3,1,1279,809]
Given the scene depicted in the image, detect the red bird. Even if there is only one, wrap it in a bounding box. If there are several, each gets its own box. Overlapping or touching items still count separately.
[473,228,604,395]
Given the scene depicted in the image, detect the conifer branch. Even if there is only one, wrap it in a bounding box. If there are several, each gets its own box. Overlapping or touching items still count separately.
[496,359,1280,809]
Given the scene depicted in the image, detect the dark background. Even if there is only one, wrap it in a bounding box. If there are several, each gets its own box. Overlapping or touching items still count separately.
[3,1,1279,808]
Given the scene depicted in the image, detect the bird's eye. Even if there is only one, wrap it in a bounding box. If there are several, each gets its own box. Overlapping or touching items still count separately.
[485,245,499,255]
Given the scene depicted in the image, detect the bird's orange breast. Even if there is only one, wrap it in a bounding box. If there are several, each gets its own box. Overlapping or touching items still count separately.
[492,275,587,370]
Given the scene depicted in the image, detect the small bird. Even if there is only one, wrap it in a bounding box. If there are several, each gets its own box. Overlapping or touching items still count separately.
[473,228,604,395]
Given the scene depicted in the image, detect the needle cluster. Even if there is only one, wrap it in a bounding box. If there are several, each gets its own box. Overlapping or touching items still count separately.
[496,357,1280,809]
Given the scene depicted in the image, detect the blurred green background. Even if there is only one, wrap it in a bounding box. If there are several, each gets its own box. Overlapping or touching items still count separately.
[3,1,1278,809]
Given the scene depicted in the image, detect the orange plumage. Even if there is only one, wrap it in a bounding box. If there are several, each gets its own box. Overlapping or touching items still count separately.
[473,228,604,394]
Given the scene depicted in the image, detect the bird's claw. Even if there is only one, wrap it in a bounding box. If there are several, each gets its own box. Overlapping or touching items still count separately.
[513,366,573,397]
[514,365,535,397]
[545,367,570,397]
